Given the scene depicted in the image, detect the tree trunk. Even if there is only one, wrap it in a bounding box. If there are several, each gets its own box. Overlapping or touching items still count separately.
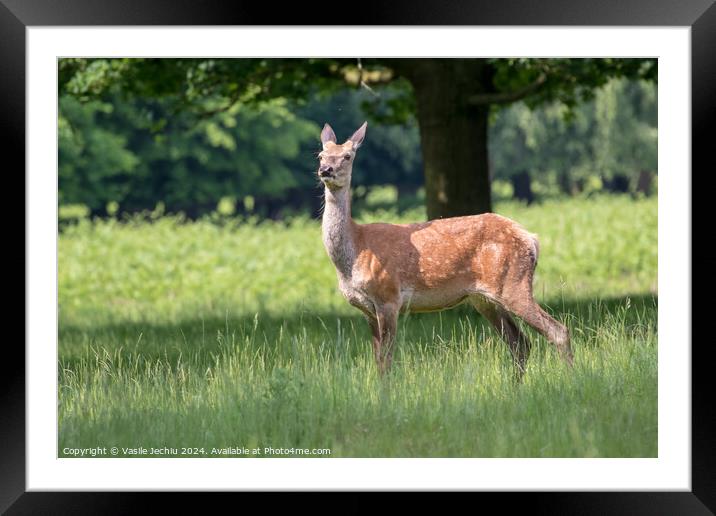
[636,170,654,196]
[398,59,493,219]
[511,170,535,205]
[605,174,630,193]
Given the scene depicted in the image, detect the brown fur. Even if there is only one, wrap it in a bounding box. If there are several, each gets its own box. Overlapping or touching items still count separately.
[318,123,573,377]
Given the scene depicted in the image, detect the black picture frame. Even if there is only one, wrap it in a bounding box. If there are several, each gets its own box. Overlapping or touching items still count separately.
[3,0,713,513]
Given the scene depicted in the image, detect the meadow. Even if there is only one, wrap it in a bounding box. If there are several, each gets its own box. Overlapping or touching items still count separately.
[58,195,657,457]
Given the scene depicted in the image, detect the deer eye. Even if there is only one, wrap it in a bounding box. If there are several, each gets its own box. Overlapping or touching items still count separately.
[343,155,351,161]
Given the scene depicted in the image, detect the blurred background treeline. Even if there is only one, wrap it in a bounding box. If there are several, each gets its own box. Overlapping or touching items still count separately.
[58,58,657,223]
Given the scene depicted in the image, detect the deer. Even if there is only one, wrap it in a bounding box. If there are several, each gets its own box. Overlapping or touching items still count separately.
[317,121,573,379]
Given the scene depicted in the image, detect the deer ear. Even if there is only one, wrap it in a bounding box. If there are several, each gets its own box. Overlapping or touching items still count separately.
[348,121,367,150]
[321,123,337,148]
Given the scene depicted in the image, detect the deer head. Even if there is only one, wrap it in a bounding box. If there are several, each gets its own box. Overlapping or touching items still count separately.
[317,122,367,190]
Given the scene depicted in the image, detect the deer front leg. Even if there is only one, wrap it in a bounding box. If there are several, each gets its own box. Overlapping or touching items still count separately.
[367,315,382,369]
[368,304,399,376]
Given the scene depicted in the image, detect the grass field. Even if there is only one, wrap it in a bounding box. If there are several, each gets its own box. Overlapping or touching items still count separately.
[58,195,657,457]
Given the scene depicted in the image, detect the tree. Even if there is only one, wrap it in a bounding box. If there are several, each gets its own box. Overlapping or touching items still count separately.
[59,86,426,218]
[59,92,318,217]
[488,77,657,198]
[59,58,656,219]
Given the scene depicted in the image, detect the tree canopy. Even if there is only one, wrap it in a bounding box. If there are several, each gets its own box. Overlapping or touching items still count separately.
[58,58,657,220]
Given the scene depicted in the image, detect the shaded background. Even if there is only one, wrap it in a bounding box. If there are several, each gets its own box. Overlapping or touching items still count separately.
[58,58,657,222]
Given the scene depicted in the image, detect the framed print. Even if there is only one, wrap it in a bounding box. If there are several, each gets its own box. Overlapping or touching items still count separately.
[4,0,714,512]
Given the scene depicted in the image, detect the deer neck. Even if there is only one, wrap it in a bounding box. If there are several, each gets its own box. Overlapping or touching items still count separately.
[322,185,357,279]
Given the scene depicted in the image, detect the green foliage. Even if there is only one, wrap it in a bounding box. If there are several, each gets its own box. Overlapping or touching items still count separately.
[60,77,657,216]
[490,58,656,111]
[593,79,657,179]
[489,78,657,194]
[59,93,319,215]
[58,58,658,217]
[59,96,140,210]
[58,197,656,457]
[59,84,425,217]
[60,58,351,109]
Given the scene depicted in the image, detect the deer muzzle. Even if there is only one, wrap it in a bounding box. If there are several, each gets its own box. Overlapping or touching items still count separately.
[319,165,334,178]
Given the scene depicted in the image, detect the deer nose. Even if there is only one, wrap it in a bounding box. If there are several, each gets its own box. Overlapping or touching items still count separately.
[319,165,334,177]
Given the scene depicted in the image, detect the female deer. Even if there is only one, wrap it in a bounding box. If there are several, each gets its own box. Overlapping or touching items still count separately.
[318,122,573,377]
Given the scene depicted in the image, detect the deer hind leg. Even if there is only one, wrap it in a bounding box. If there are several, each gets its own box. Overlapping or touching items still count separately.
[470,295,532,380]
[501,286,573,366]
[368,303,399,376]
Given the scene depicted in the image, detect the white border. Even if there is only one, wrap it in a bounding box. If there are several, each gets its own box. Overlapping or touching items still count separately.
[28,27,690,490]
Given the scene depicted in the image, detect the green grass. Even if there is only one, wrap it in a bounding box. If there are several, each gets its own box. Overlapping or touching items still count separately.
[58,195,657,457]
